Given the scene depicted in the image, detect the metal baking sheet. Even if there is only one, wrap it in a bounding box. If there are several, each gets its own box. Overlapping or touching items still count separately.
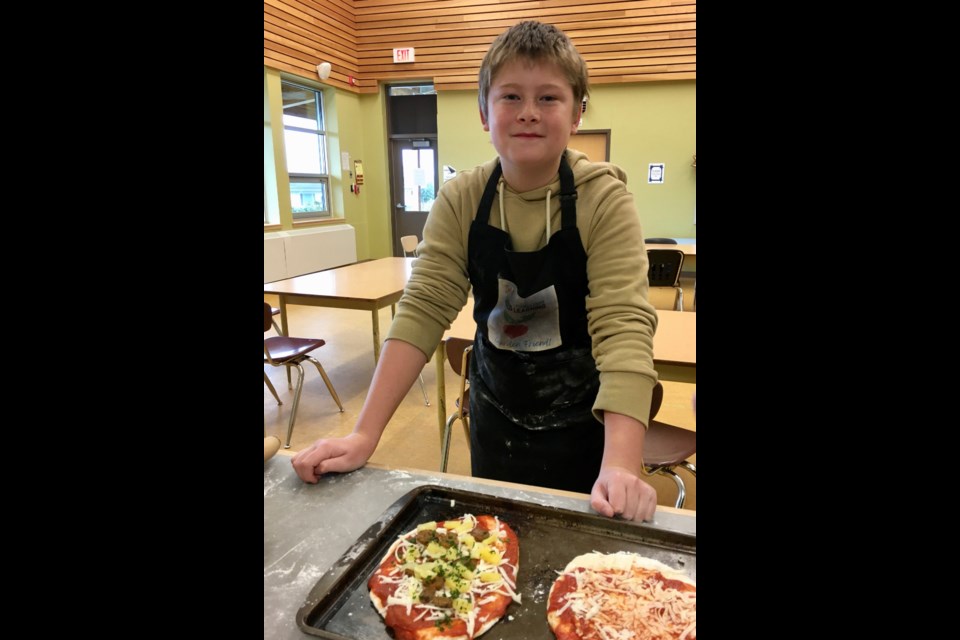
[296,484,696,639]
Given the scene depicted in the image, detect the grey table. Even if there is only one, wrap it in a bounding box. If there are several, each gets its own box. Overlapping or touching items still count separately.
[264,456,696,640]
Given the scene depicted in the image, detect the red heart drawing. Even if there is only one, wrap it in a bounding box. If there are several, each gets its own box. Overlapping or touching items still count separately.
[503,324,528,338]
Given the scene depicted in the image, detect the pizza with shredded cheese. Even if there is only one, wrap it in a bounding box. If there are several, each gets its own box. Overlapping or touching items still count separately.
[547,551,696,640]
[367,514,521,640]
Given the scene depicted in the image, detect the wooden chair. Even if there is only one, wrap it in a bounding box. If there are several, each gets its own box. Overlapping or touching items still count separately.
[647,248,685,311]
[264,302,344,448]
[440,337,473,472]
[643,382,697,508]
[400,235,419,257]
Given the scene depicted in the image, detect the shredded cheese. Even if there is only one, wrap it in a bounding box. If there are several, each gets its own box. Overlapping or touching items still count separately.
[554,553,696,640]
[372,513,518,638]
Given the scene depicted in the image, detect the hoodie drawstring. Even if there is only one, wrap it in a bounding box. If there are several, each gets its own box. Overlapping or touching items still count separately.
[497,180,554,242]
[498,179,507,233]
[545,189,552,238]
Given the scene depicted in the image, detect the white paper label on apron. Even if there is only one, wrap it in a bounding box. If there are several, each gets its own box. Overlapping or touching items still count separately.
[487,278,561,352]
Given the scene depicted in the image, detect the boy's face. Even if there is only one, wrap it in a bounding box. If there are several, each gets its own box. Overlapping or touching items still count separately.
[480,59,580,180]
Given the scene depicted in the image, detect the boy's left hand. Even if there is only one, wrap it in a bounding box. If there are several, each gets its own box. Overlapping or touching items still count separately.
[590,466,657,522]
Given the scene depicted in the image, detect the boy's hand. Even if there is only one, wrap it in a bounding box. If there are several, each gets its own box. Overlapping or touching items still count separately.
[291,433,377,483]
[590,466,657,522]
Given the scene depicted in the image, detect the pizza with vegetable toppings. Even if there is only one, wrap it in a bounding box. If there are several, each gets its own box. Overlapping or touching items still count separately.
[547,551,696,640]
[368,514,521,640]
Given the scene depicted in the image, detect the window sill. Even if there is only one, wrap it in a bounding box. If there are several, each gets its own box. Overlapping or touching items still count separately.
[263,218,347,234]
[292,218,343,229]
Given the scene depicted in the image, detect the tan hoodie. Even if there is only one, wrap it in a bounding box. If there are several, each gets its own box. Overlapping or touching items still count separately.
[387,148,659,426]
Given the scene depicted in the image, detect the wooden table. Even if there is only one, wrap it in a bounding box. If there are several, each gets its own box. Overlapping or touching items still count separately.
[264,257,414,364]
[436,307,696,443]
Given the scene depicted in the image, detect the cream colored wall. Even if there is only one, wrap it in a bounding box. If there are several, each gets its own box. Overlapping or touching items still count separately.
[436,81,696,240]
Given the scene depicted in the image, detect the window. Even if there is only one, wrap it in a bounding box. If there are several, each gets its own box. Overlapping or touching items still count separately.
[282,81,330,219]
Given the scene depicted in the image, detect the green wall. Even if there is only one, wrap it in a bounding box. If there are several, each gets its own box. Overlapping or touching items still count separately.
[436,81,696,240]
[266,71,695,258]
[358,92,391,259]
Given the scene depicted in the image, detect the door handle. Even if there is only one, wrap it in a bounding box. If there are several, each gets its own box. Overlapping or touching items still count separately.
[395,203,406,209]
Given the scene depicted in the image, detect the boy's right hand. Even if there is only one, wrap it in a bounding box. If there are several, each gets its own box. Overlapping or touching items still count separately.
[291,433,377,483]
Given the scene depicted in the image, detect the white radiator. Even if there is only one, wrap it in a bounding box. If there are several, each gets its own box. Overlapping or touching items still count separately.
[263,225,357,283]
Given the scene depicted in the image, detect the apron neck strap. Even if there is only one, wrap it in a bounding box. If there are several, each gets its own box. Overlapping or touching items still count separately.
[475,162,503,225]
[558,151,577,229]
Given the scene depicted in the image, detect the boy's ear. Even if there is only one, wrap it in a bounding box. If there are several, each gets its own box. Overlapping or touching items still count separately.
[480,108,489,131]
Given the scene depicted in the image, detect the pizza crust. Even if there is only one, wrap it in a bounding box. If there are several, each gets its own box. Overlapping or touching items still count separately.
[547,551,696,640]
[368,515,519,640]
[559,551,695,587]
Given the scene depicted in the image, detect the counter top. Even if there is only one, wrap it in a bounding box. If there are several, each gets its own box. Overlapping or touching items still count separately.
[264,454,696,639]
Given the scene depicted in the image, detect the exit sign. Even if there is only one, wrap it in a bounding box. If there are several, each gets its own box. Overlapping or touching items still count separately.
[393,47,415,63]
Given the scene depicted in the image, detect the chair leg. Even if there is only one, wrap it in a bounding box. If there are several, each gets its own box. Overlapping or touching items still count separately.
[441,414,459,473]
[677,288,684,312]
[271,319,284,336]
[306,355,344,412]
[417,373,430,406]
[460,417,470,456]
[284,363,307,449]
[659,468,687,509]
[264,372,282,405]
[680,461,696,477]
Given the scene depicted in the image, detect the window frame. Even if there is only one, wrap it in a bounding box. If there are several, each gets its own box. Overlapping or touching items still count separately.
[281,80,331,220]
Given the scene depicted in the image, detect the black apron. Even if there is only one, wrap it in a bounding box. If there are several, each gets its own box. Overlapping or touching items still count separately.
[467,152,603,493]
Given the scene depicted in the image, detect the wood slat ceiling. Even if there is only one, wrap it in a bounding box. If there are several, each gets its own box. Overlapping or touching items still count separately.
[264,0,695,93]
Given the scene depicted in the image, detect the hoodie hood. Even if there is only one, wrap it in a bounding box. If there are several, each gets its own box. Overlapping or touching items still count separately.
[488,148,628,203]
[566,148,628,186]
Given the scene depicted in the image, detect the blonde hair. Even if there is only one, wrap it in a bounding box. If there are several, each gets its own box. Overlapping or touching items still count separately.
[478,21,589,122]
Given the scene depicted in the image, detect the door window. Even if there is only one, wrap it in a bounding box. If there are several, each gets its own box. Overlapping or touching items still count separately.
[401,148,436,212]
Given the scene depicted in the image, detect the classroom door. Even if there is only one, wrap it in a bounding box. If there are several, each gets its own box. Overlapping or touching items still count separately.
[386,86,438,256]
[570,130,610,161]
[389,139,437,255]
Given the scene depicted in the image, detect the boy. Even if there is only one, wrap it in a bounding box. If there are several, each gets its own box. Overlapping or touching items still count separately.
[292,21,660,522]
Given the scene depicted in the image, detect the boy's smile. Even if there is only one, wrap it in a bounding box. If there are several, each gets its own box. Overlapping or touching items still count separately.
[481,59,580,192]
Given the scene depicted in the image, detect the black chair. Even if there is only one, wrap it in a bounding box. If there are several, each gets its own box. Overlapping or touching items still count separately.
[643,382,697,508]
[645,237,677,244]
[647,249,685,311]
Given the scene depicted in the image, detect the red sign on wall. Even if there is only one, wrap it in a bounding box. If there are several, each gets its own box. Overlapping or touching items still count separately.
[393,47,415,63]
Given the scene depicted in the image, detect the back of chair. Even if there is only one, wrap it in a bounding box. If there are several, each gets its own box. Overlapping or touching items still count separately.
[643,381,697,508]
[650,381,664,421]
[264,302,274,333]
[400,235,419,257]
[441,337,474,472]
[445,337,473,378]
[647,249,684,287]
[645,237,677,244]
